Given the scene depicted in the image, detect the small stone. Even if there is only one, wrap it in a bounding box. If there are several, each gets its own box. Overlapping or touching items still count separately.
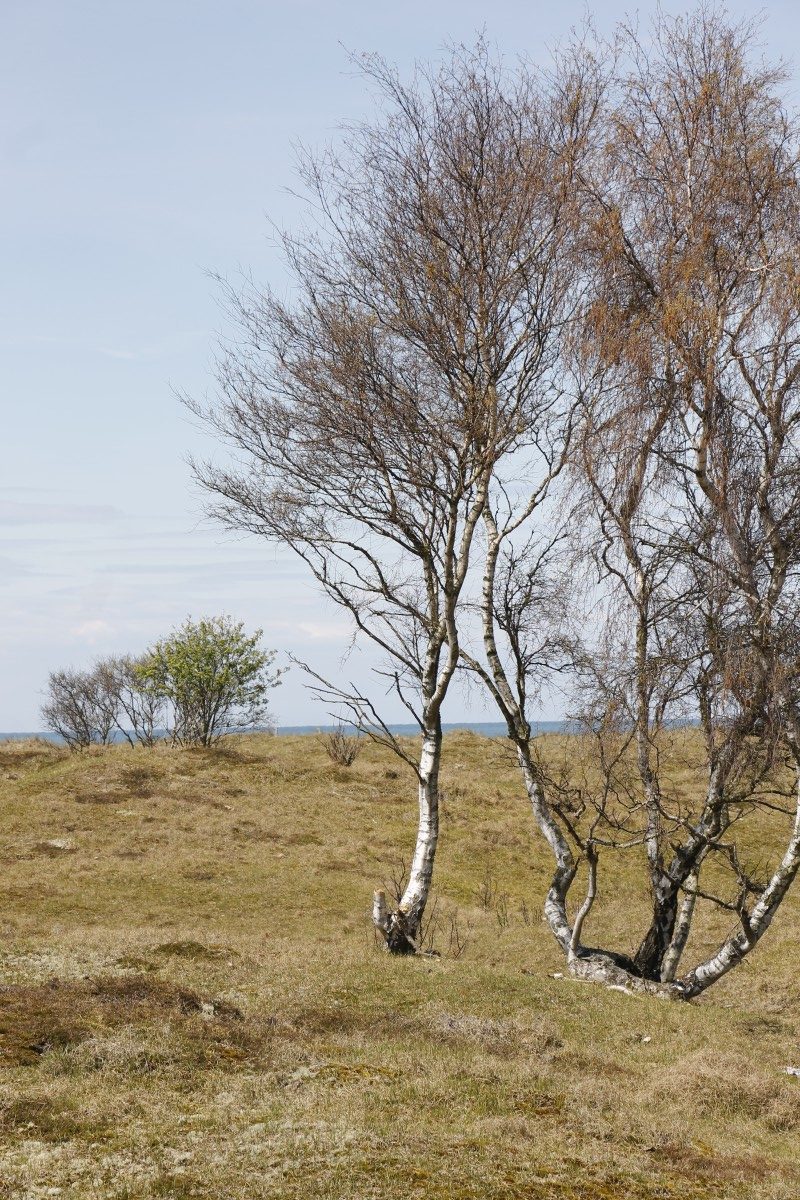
[36,838,76,854]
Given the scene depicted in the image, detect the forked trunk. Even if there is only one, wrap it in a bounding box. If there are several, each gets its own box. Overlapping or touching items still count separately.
[634,778,729,979]
[567,792,800,1000]
[373,722,441,954]
[517,743,683,996]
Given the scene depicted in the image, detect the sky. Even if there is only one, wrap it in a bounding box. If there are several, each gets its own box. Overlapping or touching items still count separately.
[2,0,800,730]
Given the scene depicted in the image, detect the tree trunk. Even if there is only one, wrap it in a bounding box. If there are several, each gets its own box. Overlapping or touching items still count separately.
[633,881,680,979]
[634,782,728,979]
[661,865,700,982]
[373,721,441,954]
[515,741,577,953]
[568,948,685,999]
[677,793,800,997]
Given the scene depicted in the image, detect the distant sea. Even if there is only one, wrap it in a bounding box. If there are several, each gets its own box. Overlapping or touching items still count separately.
[0,721,568,744]
[278,721,568,737]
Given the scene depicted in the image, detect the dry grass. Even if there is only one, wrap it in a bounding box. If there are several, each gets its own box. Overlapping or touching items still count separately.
[0,731,799,1198]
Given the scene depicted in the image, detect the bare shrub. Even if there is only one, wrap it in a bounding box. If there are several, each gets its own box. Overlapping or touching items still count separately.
[494,891,511,930]
[474,866,500,912]
[100,655,164,747]
[41,667,115,750]
[444,905,472,960]
[321,725,362,767]
[41,657,164,750]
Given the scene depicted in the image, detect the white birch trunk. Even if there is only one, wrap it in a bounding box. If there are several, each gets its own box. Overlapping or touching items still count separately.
[678,791,800,997]
[373,724,441,954]
[516,743,576,953]
[660,865,701,983]
[399,728,441,931]
[568,847,597,960]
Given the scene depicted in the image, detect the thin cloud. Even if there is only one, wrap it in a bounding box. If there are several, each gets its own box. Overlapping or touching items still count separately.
[0,555,35,582]
[69,619,115,644]
[292,620,353,642]
[0,500,123,526]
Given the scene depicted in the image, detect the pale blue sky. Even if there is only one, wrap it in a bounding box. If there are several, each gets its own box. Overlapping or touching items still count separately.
[1,0,797,729]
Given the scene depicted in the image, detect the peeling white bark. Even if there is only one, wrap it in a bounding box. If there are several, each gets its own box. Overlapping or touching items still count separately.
[372,889,390,934]
[372,723,442,954]
[660,864,701,983]
[399,730,441,931]
[569,847,597,960]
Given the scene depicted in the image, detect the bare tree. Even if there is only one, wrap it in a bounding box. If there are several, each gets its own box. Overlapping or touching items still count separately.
[41,667,116,750]
[448,40,616,977]
[99,655,164,747]
[477,8,800,999]
[42,656,165,751]
[189,42,592,952]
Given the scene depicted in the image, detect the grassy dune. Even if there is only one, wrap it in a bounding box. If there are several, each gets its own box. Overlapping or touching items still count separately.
[1,731,799,1198]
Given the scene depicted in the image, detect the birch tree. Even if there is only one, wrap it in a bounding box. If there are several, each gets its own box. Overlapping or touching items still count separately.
[480,8,800,998]
[99,655,164,748]
[189,44,592,953]
[452,8,800,1001]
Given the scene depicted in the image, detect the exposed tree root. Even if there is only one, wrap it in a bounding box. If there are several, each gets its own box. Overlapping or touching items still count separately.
[567,950,687,1000]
